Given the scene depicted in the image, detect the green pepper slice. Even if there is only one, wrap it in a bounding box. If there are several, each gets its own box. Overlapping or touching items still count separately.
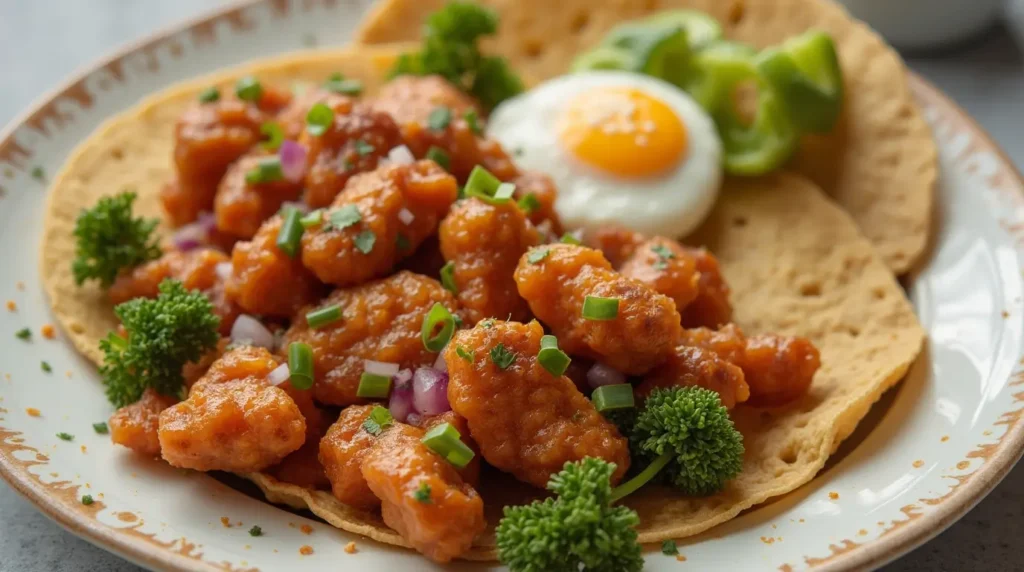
[640,9,723,51]
[677,41,757,111]
[570,45,636,73]
[573,22,691,84]
[755,30,843,133]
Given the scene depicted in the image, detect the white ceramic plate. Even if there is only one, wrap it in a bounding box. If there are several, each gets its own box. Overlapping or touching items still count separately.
[1,1,1022,570]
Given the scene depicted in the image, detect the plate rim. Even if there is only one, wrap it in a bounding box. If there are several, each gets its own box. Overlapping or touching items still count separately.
[1,1,1022,571]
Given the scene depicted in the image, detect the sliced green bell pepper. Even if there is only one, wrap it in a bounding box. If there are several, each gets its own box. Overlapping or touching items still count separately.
[755,30,843,133]
[570,45,636,73]
[640,9,723,51]
[600,22,692,83]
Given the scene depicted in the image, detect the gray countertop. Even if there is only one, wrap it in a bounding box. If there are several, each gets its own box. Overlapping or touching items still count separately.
[1,1,1022,571]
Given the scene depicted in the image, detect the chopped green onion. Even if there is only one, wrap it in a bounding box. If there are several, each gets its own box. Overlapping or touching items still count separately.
[276,206,304,258]
[464,166,513,205]
[354,139,375,156]
[354,230,376,254]
[456,346,474,362]
[651,244,676,260]
[259,121,284,150]
[327,204,361,230]
[306,304,342,329]
[245,156,285,184]
[249,525,263,537]
[41,361,52,373]
[421,422,475,468]
[517,192,541,215]
[592,384,635,412]
[306,102,335,136]
[440,261,458,294]
[463,109,483,135]
[31,166,45,181]
[560,233,582,245]
[357,372,392,399]
[540,335,558,350]
[413,482,432,503]
[526,248,549,264]
[92,422,109,434]
[198,87,220,103]
[287,342,314,390]
[15,328,30,341]
[480,319,495,329]
[489,343,516,370]
[57,432,74,441]
[300,209,324,228]
[421,303,456,352]
[324,73,364,95]
[427,106,452,131]
[538,336,571,376]
[582,296,619,320]
[362,405,395,435]
[396,233,411,251]
[81,494,94,506]
[235,76,263,102]
[661,539,679,556]
[425,146,450,170]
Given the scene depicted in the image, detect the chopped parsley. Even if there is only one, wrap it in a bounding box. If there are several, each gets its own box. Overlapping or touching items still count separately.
[661,539,679,556]
[652,244,675,271]
[464,109,483,135]
[362,405,394,436]
[517,193,541,215]
[489,343,516,370]
[235,76,263,102]
[31,166,45,181]
[527,248,549,264]
[327,204,361,231]
[480,319,495,329]
[92,422,109,435]
[427,107,452,131]
[40,361,52,373]
[413,482,432,504]
[198,87,220,103]
[456,346,474,362]
[15,328,31,341]
[353,139,375,156]
[324,72,363,95]
[81,495,94,506]
[249,525,263,537]
[71,192,161,287]
[57,432,74,441]
[354,230,376,254]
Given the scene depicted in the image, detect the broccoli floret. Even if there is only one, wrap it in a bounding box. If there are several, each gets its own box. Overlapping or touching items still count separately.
[389,2,523,110]
[615,386,744,499]
[496,458,643,572]
[100,279,220,407]
[72,191,161,287]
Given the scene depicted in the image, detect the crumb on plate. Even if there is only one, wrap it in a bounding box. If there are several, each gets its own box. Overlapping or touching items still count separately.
[344,541,357,554]
[299,545,314,556]
[26,407,40,417]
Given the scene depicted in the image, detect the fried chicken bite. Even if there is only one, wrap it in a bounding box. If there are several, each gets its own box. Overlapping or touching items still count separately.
[108,389,179,457]
[371,75,517,182]
[444,320,629,488]
[619,237,701,313]
[108,249,240,336]
[319,404,381,509]
[681,248,733,329]
[158,346,306,472]
[213,152,303,239]
[225,215,325,318]
[283,271,460,406]
[299,96,404,208]
[514,244,682,375]
[267,399,333,490]
[361,422,486,563]
[510,171,563,235]
[638,346,750,409]
[275,88,353,141]
[300,161,458,287]
[438,197,540,324]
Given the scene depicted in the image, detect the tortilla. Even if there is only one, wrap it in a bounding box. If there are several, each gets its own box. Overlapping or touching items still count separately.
[40,45,922,558]
[355,0,937,274]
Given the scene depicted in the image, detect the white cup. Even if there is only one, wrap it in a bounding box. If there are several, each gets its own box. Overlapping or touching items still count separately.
[837,0,1005,51]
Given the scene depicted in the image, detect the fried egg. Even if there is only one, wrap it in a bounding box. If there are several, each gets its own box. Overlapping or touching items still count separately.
[488,71,722,238]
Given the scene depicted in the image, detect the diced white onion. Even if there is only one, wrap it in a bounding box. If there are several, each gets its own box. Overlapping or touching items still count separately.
[387,145,415,166]
[214,262,232,282]
[364,359,401,377]
[267,363,290,386]
[433,352,448,372]
[398,208,415,225]
[230,314,275,350]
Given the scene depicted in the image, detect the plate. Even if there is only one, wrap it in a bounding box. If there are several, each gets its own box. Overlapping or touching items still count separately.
[1,1,1022,570]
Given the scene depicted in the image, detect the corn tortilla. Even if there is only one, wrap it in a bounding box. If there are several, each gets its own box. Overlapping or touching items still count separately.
[40,45,922,559]
[356,0,937,274]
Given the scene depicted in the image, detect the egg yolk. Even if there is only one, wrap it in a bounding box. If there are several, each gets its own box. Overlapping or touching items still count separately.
[558,87,687,178]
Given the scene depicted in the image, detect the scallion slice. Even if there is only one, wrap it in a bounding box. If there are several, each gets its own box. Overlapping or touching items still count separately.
[560,233,582,245]
[463,109,482,135]
[287,342,314,390]
[517,192,541,215]
[300,209,323,228]
[260,121,284,151]
[198,87,220,103]
[427,106,452,131]
[306,304,342,329]
[582,296,619,320]
[245,156,285,185]
[421,422,475,468]
[235,76,263,102]
[464,166,514,205]
[440,261,458,294]
[306,102,334,136]
[354,230,376,254]
[324,73,364,95]
[276,206,304,258]
[591,383,635,412]
[354,139,375,156]
[538,335,571,376]
[421,303,455,352]
[456,346,474,362]
[425,146,450,170]
[356,372,392,399]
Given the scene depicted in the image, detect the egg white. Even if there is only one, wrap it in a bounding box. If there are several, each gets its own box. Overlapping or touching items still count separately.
[488,71,722,238]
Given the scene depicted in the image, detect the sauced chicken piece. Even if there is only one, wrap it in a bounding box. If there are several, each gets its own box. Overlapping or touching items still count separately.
[158,346,306,472]
[163,88,291,225]
[396,235,447,278]
[276,88,354,141]
[510,171,563,235]
[299,96,404,208]
[680,326,820,407]
[619,237,701,313]
[183,338,230,388]
[268,403,333,490]
[681,248,733,329]
[371,75,518,182]
[225,215,324,318]
[284,272,460,405]
[108,389,179,457]
[301,161,458,287]
[438,198,540,324]
[413,411,481,487]
[638,346,750,409]
[444,320,630,488]
[318,404,380,508]
[213,152,304,239]
[361,423,486,563]
[514,244,682,375]
[591,226,644,268]
[108,249,240,336]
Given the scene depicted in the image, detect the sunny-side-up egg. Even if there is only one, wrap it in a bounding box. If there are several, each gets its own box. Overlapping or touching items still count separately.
[487,71,723,238]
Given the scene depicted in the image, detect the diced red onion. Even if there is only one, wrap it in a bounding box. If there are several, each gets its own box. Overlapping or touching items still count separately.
[267,363,290,386]
[398,208,415,225]
[214,262,232,282]
[587,362,626,389]
[387,145,415,166]
[279,140,308,182]
[365,359,401,377]
[433,352,448,372]
[230,314,275,350]
[413,367,451,416]
[172,212,217,252]
[389,368,415,422]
